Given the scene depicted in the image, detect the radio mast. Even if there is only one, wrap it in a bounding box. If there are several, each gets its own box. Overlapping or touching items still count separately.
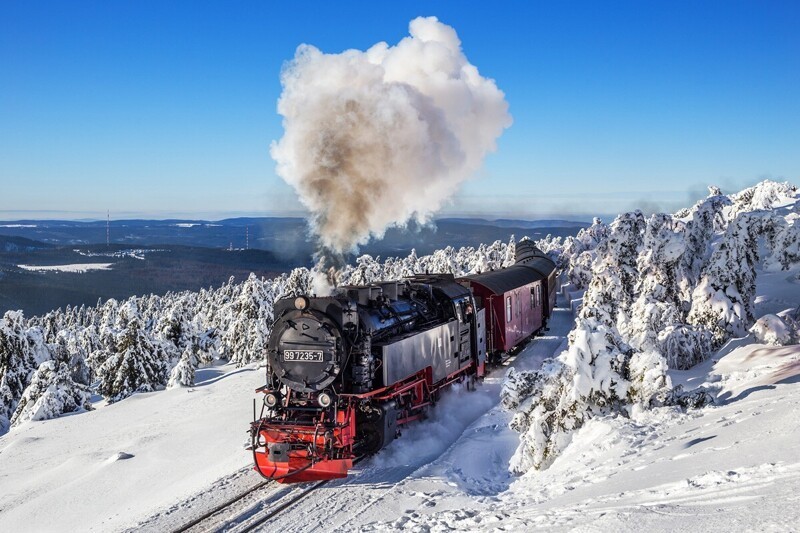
[246,225,249,250]
[106,211,110,247]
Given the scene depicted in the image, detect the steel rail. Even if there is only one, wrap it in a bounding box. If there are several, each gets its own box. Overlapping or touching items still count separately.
[171,480,271,533]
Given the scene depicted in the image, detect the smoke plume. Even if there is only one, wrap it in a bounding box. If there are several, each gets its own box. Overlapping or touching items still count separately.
[271,16,512,256]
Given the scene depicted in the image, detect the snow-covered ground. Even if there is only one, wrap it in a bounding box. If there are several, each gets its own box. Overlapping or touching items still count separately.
[0,365,263,532]
[17,263,115,273]
[258,286,800,532]
[1,274,798,532]
[353,343,799,532]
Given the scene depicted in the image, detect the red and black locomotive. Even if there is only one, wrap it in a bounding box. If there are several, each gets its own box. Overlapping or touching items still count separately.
[250,241,556,483]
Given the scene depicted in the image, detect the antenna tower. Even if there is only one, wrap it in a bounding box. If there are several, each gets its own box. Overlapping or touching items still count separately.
[246,226,249,250]
[106,211,110,247]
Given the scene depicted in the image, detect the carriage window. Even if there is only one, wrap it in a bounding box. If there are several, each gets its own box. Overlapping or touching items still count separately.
[535,285,541,307]
[530,288,535,309]
[506,296,512,322]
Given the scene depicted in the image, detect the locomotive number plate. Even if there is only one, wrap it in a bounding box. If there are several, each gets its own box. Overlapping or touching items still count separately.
[283,349,323,362]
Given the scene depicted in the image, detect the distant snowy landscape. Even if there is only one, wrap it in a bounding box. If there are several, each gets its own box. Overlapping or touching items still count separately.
[1,180,799,531]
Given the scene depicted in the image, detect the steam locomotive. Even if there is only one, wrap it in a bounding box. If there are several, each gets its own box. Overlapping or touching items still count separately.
[250,241,556,483]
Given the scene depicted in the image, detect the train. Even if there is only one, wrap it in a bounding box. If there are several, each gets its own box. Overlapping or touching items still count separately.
[249,241,557,483]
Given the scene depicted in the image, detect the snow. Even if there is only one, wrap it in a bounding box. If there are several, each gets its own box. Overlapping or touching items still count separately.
[350,345,800,532]
[0,224,37,228]
[17,263,114,273]
[1,180,799,531]
[0,279,797,532]
[750,314,792,345]
[0,364,262,532]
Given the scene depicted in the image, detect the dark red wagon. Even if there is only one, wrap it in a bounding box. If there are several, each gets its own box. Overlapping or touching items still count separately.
[458,241,557,359]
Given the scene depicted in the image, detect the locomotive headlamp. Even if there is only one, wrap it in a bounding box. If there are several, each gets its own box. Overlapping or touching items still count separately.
[294,296,310,310]
[317,392,332,408]
[265,393,279,408]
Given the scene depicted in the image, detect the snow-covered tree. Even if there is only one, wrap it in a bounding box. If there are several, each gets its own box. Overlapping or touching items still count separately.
[221,273,274,367]
[502,235,516,268]
[168,347,197,388]
[96,307,169,402]
[10,359,92,427]
[502,316,671,472]
[580,211,645,330]
[688,212,762,346]
[0,311,40,431]
[626,214,686,352]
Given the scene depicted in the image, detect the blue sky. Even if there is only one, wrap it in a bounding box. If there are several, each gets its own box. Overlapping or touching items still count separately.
[1,1,798,220]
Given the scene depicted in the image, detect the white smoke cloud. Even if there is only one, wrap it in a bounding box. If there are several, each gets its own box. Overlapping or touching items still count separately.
[270,16,512,255]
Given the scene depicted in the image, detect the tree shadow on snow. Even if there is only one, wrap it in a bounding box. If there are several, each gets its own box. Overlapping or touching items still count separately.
[683,435,716,448]
[716,384,776,405]
[194,366,257,387]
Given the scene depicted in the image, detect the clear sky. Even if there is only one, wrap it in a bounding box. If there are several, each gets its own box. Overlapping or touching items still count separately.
[1,1,798,220]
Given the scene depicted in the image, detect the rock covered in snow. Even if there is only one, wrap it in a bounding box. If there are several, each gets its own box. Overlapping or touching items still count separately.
[750,314,792,346]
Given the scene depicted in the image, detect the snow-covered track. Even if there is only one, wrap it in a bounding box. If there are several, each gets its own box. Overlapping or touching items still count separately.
[172,456,366,533]
[234,478,330,533]
[171,480,270,533]
[231,456,367,532]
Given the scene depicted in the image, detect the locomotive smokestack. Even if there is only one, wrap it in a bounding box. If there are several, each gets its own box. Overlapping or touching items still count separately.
[270,16,512,257]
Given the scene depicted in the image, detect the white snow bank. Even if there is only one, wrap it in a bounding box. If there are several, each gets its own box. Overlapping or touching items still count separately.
[710,343,800,401]
[0,364,262,532]
[18,263,114,273]
[360,347,800,532]
[750,314,792,345]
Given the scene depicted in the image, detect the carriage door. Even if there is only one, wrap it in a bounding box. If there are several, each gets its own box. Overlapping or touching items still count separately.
[456,298,472,366]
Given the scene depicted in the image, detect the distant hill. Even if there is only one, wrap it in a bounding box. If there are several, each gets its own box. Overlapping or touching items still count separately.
[0,235,54,253]
[440,217,590,229]
[0,217,586,315]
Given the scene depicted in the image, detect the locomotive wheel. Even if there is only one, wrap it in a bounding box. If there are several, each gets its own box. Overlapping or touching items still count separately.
[356,422,383,455]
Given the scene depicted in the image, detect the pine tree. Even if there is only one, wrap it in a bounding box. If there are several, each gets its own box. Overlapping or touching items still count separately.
[10,356,92,428]
[688,213,762,346]
[0,311,37,432]
[627,214,686,352]
[168,347,197,388]
[96,313,168,402]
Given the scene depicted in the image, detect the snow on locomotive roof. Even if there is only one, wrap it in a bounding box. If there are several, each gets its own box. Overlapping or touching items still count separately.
[461,265,545,295]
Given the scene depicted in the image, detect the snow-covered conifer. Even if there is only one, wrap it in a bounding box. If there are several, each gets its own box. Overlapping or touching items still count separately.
[168,347,197,388]
[688,213,762,346]
[627,214,686,351]
[96,311,168,402]
[10,359,92,427]
[502,235,516,268]
[0,311,38,431]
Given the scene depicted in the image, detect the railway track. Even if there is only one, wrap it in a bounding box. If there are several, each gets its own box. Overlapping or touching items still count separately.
[173,457,365,533]
[170,338,540,533]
